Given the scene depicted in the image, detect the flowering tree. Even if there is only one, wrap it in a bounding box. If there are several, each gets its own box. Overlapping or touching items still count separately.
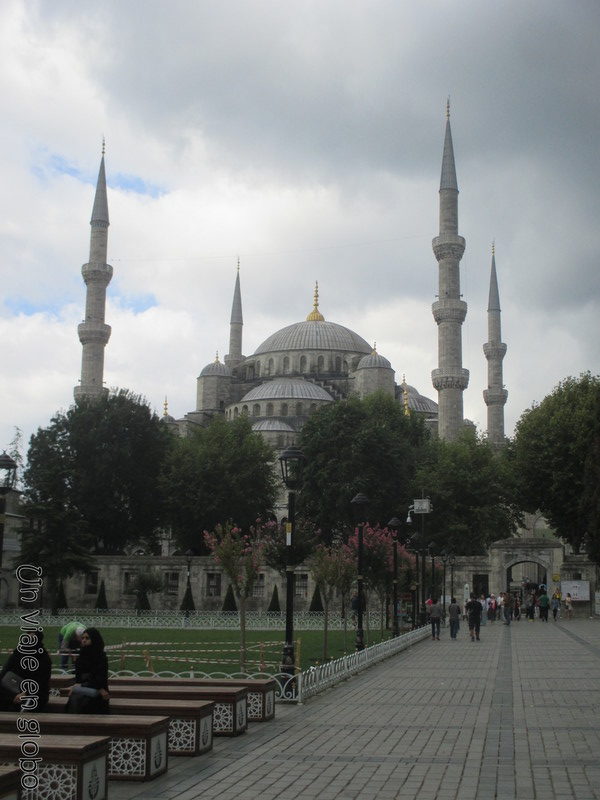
[309,544,355,660]
[204,523,265,670]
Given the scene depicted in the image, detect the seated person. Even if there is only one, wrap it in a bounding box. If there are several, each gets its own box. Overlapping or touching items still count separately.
[0,630,51,712]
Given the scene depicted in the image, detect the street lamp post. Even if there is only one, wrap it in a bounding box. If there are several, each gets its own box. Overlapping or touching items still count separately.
[449,553,456,601]
[387,517,401,637]
[429,543,436,600]
[278,446,306,676]
[351,493,369,651]
[440,551,449,619]
[407,496,433,625]
[0,453,17,570]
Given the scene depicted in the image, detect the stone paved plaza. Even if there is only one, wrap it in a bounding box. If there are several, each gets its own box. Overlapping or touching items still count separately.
[110,618,600,800]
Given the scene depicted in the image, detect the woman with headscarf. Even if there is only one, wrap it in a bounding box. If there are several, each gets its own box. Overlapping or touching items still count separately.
[0,630,51,712]
[66,627,109,714]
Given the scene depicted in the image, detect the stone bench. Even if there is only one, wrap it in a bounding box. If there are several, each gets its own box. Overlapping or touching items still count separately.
[46,696,213,756]
[110,677,276,722]
[0,733,109,800]
[61,684,247,737]
[0,713,168,782]
[0,765,21,800]
[49,675,75,696]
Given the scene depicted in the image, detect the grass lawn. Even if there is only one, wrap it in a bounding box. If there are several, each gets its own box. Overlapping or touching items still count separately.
[0,624,395,674]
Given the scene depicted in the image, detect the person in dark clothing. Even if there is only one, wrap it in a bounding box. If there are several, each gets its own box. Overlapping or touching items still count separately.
[0,630,51,712]
[465,592,482,642]
[447,597,461,639]
[66,627,109,714]
[429,597,442,640]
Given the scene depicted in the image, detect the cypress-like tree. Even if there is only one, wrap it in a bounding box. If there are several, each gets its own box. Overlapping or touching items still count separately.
[95,579,108,611]
[267,584,281,612]
[55,580,68,611]
[180,581,196,612]
[308,585,324,612]
[222,583,238,612]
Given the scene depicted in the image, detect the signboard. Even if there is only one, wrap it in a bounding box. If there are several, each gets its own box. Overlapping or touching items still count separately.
[561,580,590,602]
[413,498,431,514]
[595,592,600,615]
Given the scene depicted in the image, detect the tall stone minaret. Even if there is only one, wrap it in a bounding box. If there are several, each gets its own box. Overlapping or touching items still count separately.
[483,244,508,445]
[431,101,469,441]
[224,262,243,369]
[74,147,113,401]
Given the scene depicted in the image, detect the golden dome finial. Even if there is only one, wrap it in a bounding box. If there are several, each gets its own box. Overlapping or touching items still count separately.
[214,350,220,363]
[306,281,325,321]
[492,239,495,256]
[446,96,450,120]
[402,377,410,417]
[163,396,169,417]
[372,341,377,354]
[102,136,106,156]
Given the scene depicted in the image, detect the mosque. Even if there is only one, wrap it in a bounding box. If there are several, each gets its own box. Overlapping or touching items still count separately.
[75,107,508,448]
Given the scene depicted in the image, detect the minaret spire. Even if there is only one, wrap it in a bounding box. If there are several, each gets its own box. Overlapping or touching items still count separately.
[431,103,469,440]
[483,244,508,446]
[74,147,113,401]
[224,262,243,368]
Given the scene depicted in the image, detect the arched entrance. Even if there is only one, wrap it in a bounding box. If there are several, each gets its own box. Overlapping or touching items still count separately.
[489,538,564,598]
[505,558,547,599]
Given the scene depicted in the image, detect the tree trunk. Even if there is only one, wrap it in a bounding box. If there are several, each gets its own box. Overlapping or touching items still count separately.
[323,599,329,661]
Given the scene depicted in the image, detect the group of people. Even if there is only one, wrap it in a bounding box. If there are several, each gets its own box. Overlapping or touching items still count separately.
[428,586,574,642]
[0,624,109,714]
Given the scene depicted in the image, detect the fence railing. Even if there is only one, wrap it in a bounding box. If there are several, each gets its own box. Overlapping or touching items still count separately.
[0,609,406,630]
[94,625,429,703]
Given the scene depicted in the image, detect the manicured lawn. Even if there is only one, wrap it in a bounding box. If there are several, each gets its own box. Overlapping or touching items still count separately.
[0,624,394,674]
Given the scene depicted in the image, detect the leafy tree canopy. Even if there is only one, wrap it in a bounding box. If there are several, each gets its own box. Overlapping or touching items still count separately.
[23,389,170,555]
[512,372,600,557]
[413,428,520,555]
[297,393,428,538]
[162,415,277,551]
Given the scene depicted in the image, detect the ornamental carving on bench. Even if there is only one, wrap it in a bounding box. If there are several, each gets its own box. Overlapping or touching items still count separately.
[109,737,146,776]
[247,691,262,720]
[201,717,212,749]
[24,763,77,800]
[169,718,197,752]
[213,702,233,732]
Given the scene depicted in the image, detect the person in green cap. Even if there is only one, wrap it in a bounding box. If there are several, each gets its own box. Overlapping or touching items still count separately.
[58,621,86,670]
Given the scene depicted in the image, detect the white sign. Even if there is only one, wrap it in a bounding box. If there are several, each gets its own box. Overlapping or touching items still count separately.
[561,580,590,602]
[413,498,431,514]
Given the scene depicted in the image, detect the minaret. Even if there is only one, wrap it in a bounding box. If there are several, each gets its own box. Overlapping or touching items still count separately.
[74,145,113,401]
[431,101,469,440]
[224,261,243,369]
[483,244,508,445]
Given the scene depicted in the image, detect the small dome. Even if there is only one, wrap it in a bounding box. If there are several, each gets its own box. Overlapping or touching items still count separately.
[402,384,438,415]
[200,353,232,377]
[241,378,333,403]
[357,349,392,370]
[252,419,295,433]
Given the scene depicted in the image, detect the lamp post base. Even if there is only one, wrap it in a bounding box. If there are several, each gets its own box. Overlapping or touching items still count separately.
[355,628,365,651]
[280,643,295,677]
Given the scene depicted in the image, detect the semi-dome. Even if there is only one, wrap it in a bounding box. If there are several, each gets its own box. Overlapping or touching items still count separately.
[200,353,231,377]
[252,419,295,433]
[241,378,333,403]
[254,320,371,356]
[357,350,392,370]
[404,384,438,415]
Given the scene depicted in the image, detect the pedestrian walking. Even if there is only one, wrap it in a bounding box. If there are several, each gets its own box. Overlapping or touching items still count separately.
[448,597,461,639]
[465,592,482,641]
[538,589,550,621]
[487,594,497,622]
[565,593,573,620]
[429,597,442,640]
[513,595,521,621]
[479,594,487,626]
[503,592,513,625]
[525,592,535,621]
[551,591,561,621]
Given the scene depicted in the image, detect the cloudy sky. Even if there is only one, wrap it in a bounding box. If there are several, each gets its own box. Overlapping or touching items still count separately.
[1,0,599,458]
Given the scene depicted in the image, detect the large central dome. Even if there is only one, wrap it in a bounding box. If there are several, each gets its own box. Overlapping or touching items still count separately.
[254,319,371,356]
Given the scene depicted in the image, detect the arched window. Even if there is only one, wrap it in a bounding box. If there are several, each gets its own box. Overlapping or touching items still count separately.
[253,404,260,417]
[255,361,261,377]
[234,407,239,418]
[310,403,317,414]
[283,356,290,374]
[335,356,342,373]
[268,358,274,375]
[266,403,274,417]
[276,435,284,448]
[343,360,349,374]
[317,355,324,373]
[300,355,307,373]
[295,402,303,416]
[242,405,248,415]
[281,403,288,417]
[247,364,255,380]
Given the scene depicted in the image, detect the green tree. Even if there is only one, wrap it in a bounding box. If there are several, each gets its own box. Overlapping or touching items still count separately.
[131,570,164,611]
[414,428,519,555]
[298,393,428,539]
[23,390,170,555]
[512,373,600,557]
[95,579,109,611]
[308,544,355,659]
[162,416,277,551]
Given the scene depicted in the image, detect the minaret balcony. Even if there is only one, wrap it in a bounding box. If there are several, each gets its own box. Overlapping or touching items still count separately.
[484,387,508,406]
[431,368,469,391]
[483,342,507,360]
[432,233,465,262]
[82,262,113,284]
[77,321,111,345]
[432,299,468,324]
